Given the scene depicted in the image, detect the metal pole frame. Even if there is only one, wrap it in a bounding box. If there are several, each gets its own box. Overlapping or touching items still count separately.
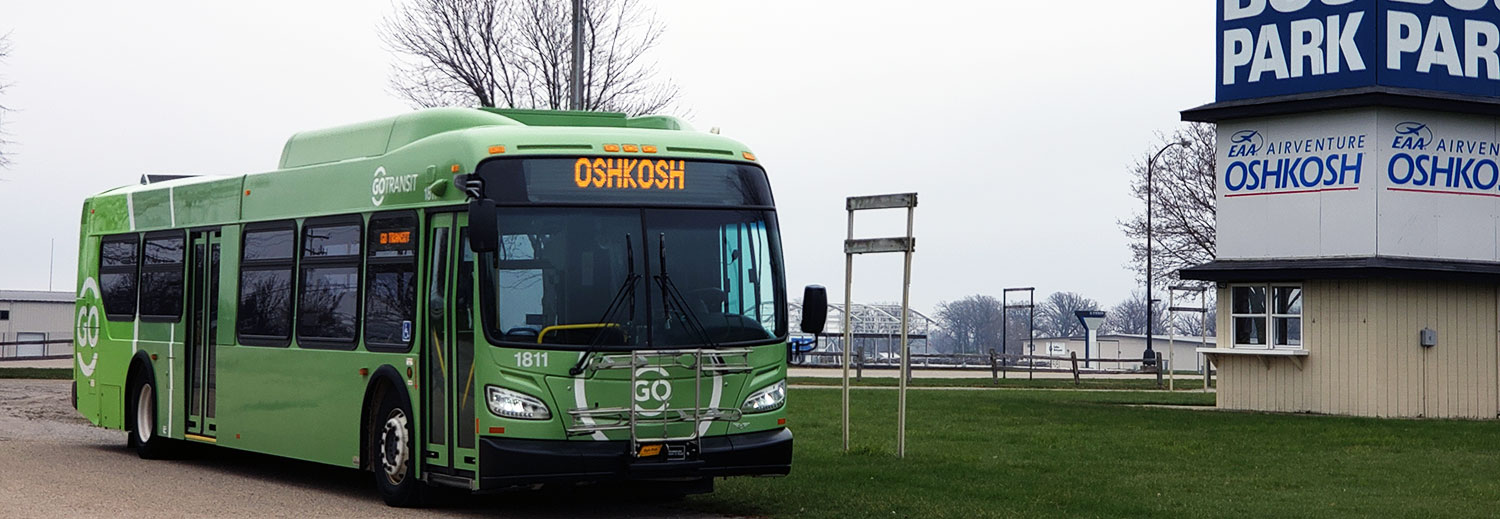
[841,193,918,457]
[1002,288,1035,370]
[1168,285,1209,393]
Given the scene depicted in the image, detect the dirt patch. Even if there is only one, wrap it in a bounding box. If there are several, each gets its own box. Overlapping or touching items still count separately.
[0,379,117,443]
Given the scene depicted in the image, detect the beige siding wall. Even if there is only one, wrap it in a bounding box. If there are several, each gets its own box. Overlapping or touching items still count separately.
[1214,280,1499,419]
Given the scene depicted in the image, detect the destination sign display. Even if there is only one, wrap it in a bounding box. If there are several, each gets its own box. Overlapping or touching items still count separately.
[478,157,772,207]
[378,231,412,245]
[573,158,686,191]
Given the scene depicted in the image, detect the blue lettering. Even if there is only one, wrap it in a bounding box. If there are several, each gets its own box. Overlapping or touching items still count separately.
[1340,153,1363,185]
[1393,136,1429,150]
[1226,161,1249,191]
[1228,144,1258,158]
[1389,153,1415,185]
[1285,158,1305,188]
[1431,156,1455,187]
[1301,156,1326,187]
[1454,157,1475,189]
[1477,160,1500,191]
[1264,159,1288,189]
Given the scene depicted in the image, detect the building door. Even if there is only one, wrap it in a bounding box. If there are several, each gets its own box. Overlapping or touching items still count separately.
[15,332,45,358]
[422,213,478,478]
[185,229,221,438]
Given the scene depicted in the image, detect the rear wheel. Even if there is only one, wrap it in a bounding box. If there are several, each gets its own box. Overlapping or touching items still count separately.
[129,375,172,459]
[372,391,421,507]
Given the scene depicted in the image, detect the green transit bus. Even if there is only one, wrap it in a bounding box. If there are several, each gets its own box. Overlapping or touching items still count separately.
[71,107,826,506]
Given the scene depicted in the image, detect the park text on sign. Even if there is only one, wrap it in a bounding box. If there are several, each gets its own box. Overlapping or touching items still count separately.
[1218,0,1500,101]
[573,158,685,191]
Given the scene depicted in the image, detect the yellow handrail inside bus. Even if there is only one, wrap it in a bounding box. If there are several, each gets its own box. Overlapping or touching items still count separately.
[537,323,622,344]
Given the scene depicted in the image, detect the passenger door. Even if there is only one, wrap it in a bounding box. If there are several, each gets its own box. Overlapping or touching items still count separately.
[421,213,479,479]
[185,229,221,439]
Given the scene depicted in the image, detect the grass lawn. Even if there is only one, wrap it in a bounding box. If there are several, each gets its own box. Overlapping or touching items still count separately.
[685,388,1500,518]
[790,376,1215,391]
[0,367,71,379]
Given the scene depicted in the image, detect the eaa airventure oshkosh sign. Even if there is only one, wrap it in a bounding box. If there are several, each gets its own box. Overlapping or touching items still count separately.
[1219,0,1500,101]
[1217,108,1500,261]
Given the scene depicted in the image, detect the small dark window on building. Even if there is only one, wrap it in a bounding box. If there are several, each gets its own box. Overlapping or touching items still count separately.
[0,310,10,320]
[99,234,140,320]
[298,216,362,348]
[365,211,419,351]
[139,231,186,321]
[238,222,298,346]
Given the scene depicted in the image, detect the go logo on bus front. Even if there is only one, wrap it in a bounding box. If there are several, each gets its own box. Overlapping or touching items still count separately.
[75,278,102,378]
[633,365,673,417]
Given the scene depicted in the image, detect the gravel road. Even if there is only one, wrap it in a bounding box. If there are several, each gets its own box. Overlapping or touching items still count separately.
[0,379,724,518]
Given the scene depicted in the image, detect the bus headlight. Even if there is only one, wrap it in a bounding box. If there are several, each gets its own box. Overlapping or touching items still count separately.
[485,386,552,420]
[740,380,786,414]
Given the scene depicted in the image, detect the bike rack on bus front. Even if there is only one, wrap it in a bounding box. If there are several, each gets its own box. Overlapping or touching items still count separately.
[565,348,754,459]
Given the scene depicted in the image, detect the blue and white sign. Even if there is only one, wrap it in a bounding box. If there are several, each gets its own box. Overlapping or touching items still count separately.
[1215,110,1377,259]
[1217,108,1500,262]
[1218,0,1500,101]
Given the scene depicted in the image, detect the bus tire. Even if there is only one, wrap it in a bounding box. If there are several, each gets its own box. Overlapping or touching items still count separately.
[128,373,172,459]
[372,390,420,507]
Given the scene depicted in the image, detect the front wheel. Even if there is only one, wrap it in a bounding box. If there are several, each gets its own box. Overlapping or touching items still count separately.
[372,391,421,507]
[129,375,172,459]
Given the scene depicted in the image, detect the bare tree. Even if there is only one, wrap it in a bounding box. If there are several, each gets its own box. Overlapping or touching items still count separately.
[1036,291,1100,337]
[1120,122,1217,284]
[933,295,1003,356]
[1103,291,1168,336]
[0,33,11,168]
[383,0,680,115]
[1000,309,1035,356]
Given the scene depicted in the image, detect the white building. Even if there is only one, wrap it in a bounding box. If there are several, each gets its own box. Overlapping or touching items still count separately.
[1033,334,1214,372]
[0,290,74,359]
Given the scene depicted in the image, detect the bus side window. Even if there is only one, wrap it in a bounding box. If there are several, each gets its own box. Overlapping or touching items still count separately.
[297,215,363,348]
[140,231,186,322]
[365,211,419,352]
[238,221,297,347]
[100,234,140,321]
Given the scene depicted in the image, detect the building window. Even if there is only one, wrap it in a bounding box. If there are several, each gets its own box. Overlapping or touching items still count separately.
[140,231,186,322]
[99,234,140,321]
[1231,283,1302,349]
[0,310,9,320]
[364,211,418,352]
[297,216,363,348]
[238,221,297,346]
[1272,285,1302,348]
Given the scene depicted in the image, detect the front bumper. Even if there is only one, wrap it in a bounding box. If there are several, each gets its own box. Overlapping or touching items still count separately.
[477,428,792,488]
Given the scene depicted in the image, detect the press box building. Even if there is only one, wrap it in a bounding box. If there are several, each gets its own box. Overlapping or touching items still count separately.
[1182,0,1500,418]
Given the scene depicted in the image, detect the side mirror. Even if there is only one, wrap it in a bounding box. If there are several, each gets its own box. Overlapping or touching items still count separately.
[468,198,498,253]
[800,285,827,335]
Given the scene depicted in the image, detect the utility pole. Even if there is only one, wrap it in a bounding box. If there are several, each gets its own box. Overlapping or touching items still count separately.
[570,0,585,110]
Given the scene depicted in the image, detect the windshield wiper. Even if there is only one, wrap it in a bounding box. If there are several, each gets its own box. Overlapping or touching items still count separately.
[569,234,639,376]
[654,233,720,350]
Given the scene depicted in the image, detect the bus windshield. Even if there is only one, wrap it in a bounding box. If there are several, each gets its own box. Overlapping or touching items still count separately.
[482,207,785,349]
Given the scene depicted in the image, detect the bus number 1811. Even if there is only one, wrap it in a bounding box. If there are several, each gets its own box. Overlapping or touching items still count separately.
[514,351,550,368]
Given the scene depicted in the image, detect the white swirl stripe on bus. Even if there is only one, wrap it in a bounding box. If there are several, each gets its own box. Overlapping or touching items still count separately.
[75,278,101,378]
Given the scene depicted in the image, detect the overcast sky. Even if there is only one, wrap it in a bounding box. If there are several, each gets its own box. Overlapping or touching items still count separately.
[0,0,1213,314]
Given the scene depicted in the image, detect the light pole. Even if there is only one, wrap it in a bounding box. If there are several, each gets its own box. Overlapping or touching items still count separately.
[1144,139,1191,365]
